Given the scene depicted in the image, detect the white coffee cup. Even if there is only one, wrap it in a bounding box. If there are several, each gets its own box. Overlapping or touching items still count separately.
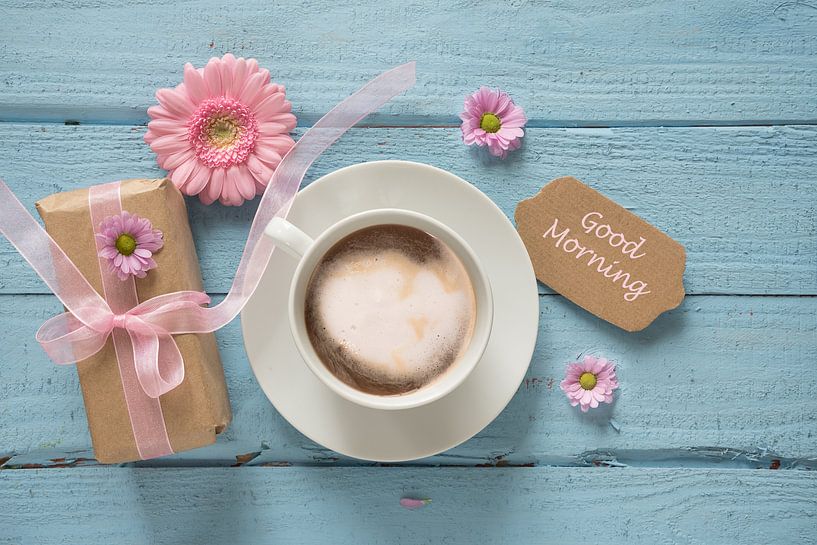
[264,208,493,411]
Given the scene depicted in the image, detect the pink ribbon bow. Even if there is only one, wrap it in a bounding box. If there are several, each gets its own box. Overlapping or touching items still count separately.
[36,290,212,398]
[0,61,416,459]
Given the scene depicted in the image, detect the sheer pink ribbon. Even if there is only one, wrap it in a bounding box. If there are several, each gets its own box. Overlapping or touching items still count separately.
[0,61,416,459]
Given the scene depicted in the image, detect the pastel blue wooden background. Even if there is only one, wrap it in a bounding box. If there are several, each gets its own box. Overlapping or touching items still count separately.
[1,1,816,543]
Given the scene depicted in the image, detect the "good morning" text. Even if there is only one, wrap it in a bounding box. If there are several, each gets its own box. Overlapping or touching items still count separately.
[542,212,651,302]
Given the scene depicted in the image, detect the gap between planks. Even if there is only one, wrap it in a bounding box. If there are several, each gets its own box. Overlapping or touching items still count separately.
[0,292,813,298]
[2,446,815,471]
[2,116,817,129]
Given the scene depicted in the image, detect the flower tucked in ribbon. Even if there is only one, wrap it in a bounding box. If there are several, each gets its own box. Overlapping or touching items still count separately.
[459,87,526,158]
[96,211,163,280]
[560,355,619,412]
[144,54,297,206]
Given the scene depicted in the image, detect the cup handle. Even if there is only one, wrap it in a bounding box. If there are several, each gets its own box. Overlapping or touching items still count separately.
[263,217,315,259]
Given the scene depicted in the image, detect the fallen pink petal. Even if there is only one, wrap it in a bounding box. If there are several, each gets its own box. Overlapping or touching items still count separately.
[400,498,432,510]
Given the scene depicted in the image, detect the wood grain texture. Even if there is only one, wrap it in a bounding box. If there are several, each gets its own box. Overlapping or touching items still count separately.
[1,123,814,296]
[2,294,815,465]
[1,1,816,124]
[2,2,816,542]
[2,467,815,545]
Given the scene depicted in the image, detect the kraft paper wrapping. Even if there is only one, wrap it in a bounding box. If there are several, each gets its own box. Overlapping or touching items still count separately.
[35,178,231,463]
[515,176,686,331]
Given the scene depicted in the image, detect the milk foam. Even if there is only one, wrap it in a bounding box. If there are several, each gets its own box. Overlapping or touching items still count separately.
[305,225,476,395]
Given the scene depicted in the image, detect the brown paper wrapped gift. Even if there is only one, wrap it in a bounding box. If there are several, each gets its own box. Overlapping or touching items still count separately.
[35,178,231,463]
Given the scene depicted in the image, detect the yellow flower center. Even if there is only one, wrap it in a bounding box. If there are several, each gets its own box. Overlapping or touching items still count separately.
[579,372,597,390]
[479,113,501,133]
[115,234,137,256]
[206,115,241,149]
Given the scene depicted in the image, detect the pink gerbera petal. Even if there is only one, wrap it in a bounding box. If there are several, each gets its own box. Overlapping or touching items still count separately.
[183,63,209,105]
[231,57,249,97]
[161,149,196,171]
[146,105,175,120]
[220,53,238,98]
[147,119,190,136]
[170,157,197,189]
[145,54,296,206]
[202,167,226,206]
[203,58,223,97]
[238,71,266,107]
[253,144,283,165]
[186,163,212,196]
[156,88,194,119]
[253,93,286,117]
[150,134,189,155]
[230,165,256,202]
[246,155,274,187]
[220,169,242,206]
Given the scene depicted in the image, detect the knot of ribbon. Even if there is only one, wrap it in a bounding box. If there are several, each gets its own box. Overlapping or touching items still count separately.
[36,290,212,398]
[111,314,128,330]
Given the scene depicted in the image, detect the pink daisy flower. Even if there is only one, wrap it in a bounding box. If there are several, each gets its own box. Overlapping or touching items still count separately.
[560,355,619,413]
[144,54,297,206]
[96,212,164,281]
[459,87,526,158]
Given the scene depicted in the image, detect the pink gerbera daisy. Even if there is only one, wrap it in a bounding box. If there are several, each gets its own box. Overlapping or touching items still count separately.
[459,87,526,158]
[560,355,619,412]
[144,54,297,206]
[96,212,164,281]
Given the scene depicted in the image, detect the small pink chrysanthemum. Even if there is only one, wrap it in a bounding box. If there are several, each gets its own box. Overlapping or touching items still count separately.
[459,87,526,158]
[144,54,297,206]
[96,212,164,281]
[560,355,619,413]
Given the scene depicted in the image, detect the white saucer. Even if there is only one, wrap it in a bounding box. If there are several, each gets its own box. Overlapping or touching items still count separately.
[242,161,539,462]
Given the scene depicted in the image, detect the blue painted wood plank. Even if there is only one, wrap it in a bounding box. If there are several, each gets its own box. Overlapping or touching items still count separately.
[2,294,815,465]
[2,467,815,545]
[0,123,814,295]
[1,1,816,124]
[1,3,813,541]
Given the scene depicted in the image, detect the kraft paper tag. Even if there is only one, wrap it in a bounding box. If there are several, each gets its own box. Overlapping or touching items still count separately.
[515,176,686,331]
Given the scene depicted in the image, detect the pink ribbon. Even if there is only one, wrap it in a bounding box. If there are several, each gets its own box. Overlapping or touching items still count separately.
[0,61,416,459]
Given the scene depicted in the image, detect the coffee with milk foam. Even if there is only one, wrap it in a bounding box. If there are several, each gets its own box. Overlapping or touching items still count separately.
[304,224,476,396]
